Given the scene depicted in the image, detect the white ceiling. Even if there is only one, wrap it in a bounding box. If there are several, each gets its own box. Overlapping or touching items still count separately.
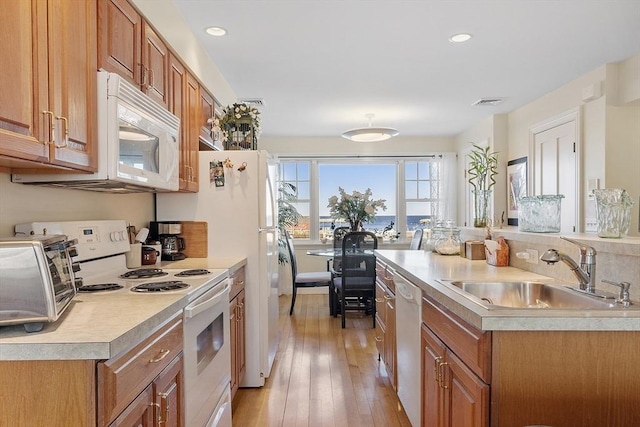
[171,0,640,139]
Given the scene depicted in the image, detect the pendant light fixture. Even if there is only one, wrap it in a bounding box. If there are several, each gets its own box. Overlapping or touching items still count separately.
[341,113,399,142]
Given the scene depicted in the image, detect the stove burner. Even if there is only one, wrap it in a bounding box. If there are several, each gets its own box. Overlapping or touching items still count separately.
[130,281,190,292]
[175,269,211,277]
[77,283,124,292]
[120,268,168,279]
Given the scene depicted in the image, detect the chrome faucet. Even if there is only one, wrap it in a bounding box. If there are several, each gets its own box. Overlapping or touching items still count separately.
[540,236,597,293]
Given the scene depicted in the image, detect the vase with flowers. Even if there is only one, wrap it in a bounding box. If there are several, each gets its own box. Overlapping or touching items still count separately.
[327,187,387,231]
[467,143,499,227]
[208,102,261,150]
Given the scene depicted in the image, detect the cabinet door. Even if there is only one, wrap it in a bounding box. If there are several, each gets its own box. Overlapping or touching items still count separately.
[229,296,238,399]
[97,0,142,86]
[199,89,215,147]
[109,384,155,426]
[237,289,246,385]
[153,353,184,427]
[444,352,489,427]
[47,0,97,171]
[422,325,447,427]
[142,22,169,108]
[384,290,396,388]
[374,281,386,359]
[181,73,199,192]
[0,0,50,166]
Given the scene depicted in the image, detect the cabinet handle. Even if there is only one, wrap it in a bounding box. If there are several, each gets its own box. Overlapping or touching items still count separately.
[53,116,68,148]
[375,298,384,303]
[383,295,393,301]
[149,349,170,363]
[374,336,383,342]
[42,111,55,145]
[139,64,147,86]
[148,68,155,89]
[158,392,169,426]
[434,356,443,386]
[437,360,449,389]
[237,302,244,321]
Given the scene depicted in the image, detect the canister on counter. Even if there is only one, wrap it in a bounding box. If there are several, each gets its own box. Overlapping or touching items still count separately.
[465,241,486,260]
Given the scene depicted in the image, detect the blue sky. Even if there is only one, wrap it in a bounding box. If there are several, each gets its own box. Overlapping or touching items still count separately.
[318,164,396,216]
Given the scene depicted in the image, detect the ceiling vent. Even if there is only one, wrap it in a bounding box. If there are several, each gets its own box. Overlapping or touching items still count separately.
[238,98,266,107]
[472,98,505,106]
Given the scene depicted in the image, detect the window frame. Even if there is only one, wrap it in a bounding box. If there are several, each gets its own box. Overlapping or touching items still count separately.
[278,155,444,243]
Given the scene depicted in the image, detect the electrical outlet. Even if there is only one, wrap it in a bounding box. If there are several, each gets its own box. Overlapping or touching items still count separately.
[585,218,597,233]
[526,248,539,264]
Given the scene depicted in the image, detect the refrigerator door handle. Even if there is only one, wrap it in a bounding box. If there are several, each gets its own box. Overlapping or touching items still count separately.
[259,226,277,232]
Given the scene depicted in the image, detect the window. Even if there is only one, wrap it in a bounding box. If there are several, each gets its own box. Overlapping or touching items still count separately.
[278,156,453,241]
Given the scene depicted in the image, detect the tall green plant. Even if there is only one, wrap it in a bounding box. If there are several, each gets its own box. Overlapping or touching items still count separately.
[467,143,499,192]
[277,182,302,264]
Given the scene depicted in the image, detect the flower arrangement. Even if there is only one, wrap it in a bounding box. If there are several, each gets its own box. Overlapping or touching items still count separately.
[208,102,261,144]
[327,187,387,231]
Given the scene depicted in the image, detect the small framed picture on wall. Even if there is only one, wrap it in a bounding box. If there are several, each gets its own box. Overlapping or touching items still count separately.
[507,157,527,226]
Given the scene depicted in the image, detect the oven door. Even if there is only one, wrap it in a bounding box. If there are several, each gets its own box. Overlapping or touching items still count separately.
[183,279,231,427]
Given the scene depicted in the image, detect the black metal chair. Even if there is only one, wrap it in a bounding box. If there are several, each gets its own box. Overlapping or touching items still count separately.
[409,228,424,250]
[332,231,378,328]
[285,231,332,315]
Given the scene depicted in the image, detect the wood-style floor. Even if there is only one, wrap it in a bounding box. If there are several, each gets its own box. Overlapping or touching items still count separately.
[232,294,412,427]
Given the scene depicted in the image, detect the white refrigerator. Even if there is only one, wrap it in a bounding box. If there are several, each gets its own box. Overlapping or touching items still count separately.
[156,150,279,387]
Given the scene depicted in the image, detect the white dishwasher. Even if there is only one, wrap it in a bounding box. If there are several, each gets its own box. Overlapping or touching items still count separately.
[394,271,422,427]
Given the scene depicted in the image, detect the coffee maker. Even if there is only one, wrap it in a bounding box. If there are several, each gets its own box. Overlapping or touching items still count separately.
[150,221,187,261]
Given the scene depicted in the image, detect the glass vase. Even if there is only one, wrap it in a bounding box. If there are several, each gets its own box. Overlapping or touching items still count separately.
[593,189,634,238]
[472,190,492,228]
[349,220,362,232]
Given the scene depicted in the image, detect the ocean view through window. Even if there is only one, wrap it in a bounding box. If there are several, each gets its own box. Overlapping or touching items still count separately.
[278,155,451,242]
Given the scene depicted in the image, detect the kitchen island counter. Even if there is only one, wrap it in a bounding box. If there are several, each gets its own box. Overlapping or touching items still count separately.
[374,249,640,331]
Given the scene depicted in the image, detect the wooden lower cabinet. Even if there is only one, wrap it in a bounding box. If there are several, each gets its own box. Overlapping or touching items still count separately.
[229,267,246,401]
[375,279,396,387]
[421,294,490,427]
[0,314,184,427]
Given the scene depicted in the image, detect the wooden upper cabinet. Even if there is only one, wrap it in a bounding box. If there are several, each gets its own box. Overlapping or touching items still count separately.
[142,23,169,108]
[0,0,97,172]
[183,73,200,192]
[98,0,169,108]
[97,0,142,86]
[199,89,216,148]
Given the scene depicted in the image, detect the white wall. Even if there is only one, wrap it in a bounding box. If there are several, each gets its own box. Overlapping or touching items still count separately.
[0,174,155,237]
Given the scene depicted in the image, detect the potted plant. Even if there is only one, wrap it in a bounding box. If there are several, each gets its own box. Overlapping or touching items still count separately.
[277,182,302,264]
[467,143,499,227]
[327,187,387,231]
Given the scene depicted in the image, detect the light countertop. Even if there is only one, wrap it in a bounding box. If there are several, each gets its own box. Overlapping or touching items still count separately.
[0,257,246,361]
[374,250,640,331]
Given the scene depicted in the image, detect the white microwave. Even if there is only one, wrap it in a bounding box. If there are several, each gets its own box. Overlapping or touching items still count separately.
[12,71,180,192]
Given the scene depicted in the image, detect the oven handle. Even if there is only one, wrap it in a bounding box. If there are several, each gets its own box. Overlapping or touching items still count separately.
[184,279,230,320]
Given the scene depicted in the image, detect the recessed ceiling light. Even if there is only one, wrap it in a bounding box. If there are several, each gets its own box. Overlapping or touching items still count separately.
[205,26,227,37]
[449,33,472,43]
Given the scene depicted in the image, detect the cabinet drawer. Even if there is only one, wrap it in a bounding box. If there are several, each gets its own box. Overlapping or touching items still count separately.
[375,261,395,293]
[98,315,183,426]
[229,266,245,301]
[422,295,491,382]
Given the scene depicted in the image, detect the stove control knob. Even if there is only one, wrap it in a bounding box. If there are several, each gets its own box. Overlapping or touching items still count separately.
[72,262,81,273]
[120,230,128,241]
[109,231,117,241]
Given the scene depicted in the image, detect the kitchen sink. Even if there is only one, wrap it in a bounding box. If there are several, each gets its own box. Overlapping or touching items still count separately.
[438,280,619,309]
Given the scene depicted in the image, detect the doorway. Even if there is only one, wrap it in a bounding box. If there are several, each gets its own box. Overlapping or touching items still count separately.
[530,109,581,233]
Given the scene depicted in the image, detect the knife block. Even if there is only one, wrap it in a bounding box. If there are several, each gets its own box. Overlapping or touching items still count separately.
[485,237,509,267]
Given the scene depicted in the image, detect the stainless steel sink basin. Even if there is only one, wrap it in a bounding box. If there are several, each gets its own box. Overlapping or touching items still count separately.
[439,280,617,309]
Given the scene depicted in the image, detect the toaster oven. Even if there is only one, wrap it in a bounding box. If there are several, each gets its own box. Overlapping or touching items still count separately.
[0,235,79,332]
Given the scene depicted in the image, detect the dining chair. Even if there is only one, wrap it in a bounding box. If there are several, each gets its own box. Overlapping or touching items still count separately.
[409,228,424,250]
[332,231,378,328]
[284,231,332,316]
